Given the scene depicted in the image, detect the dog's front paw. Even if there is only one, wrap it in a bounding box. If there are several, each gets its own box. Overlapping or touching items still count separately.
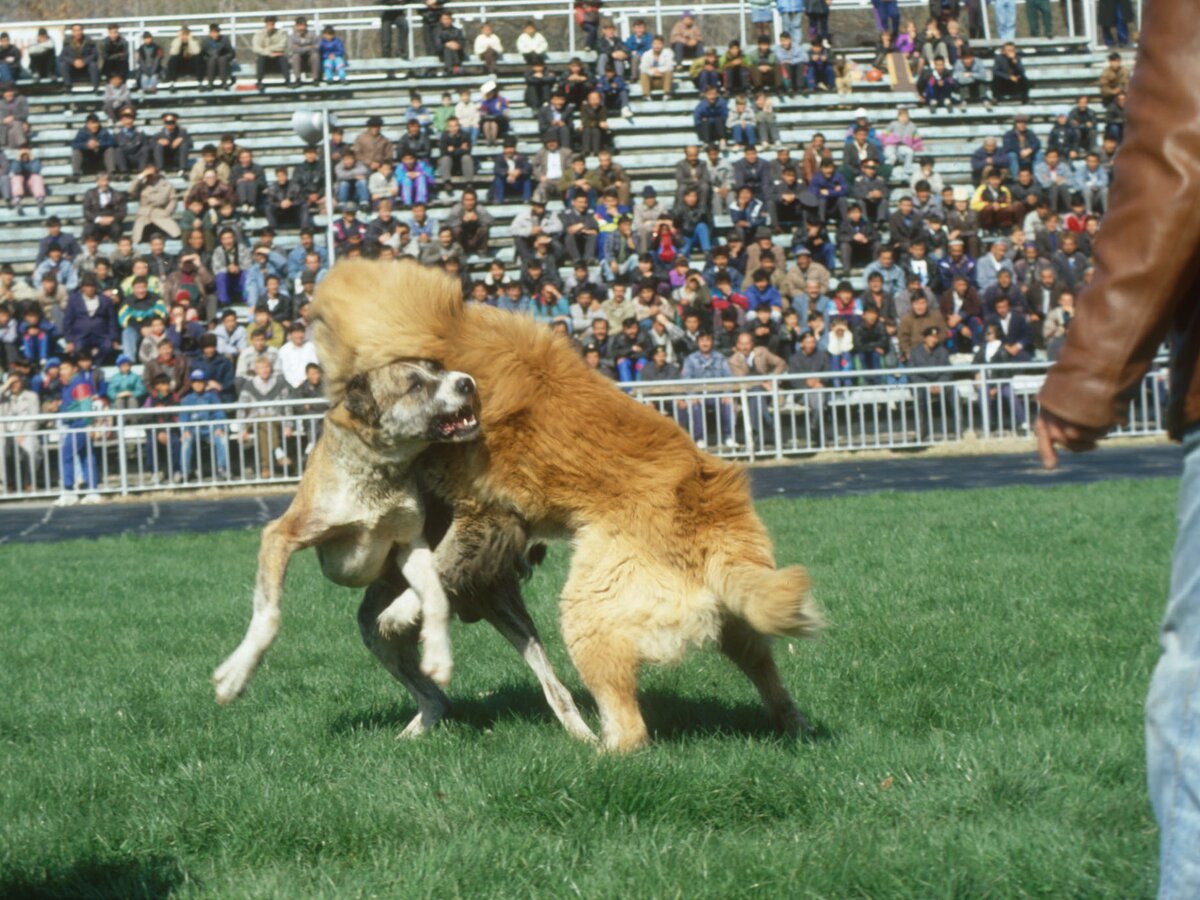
[212,655,252,705]
[377,589,422,638]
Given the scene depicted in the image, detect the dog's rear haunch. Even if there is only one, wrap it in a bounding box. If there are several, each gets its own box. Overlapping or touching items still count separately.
[313,260,825,751]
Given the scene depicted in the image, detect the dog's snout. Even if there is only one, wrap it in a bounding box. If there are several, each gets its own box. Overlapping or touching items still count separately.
[455,376,476,396]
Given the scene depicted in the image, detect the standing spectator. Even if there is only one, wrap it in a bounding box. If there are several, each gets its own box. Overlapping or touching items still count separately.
[379,0,409,62]
[201,23,236,91]
[992,42,1029,103]
[179,369,229,481]
[252,16,291,92]
[130,164,180,245]
[681,332,737,449]
[134,31,163,93]
[58,24,100,91]
[54,356,102,504]
[165,25,201,89]
[0,83,30,149]
[153,112,191,175]
[320,26,348,83]
[435,12,467,76]
[639,36,675,100]
[71,114,116,177]
[578,90,610,156]
[288,17,320,86]
[238,356,293,479]
[211,228,252,308]
[474,22,503,75]
[82,173,127,242]
[63,273,118,364]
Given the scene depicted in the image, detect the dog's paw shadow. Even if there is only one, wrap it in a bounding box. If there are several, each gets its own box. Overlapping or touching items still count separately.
[640,689,833,746]
[328,684,583,736]
[0,854,188,900]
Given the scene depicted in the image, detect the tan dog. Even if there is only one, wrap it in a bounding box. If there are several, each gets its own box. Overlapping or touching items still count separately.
[313,261,825,752]
[211,360,479,718]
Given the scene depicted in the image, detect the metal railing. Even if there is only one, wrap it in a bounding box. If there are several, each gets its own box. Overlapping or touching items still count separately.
[0,0,1100,72]
[0,360,1166,503]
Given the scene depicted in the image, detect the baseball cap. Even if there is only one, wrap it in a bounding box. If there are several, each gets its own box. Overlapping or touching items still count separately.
[190,368,206,381]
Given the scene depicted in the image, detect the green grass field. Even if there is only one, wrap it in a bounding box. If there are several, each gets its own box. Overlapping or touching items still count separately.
[0,479,1176,899]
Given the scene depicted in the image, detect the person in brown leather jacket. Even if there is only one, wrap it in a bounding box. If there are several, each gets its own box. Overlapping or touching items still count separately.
[1037,4,1200,896]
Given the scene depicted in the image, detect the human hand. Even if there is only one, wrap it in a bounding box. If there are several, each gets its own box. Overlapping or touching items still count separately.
[1035,410,1107,469]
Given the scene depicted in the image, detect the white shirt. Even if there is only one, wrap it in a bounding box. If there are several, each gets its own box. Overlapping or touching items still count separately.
[641,47,675,75]
[474,33,503,54]
[516,32,548,56]
[544,151,562,181]
[278,340,319,388]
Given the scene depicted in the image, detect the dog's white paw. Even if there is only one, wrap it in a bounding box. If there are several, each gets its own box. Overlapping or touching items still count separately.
[212,654,253,705]
[377,589,422,637]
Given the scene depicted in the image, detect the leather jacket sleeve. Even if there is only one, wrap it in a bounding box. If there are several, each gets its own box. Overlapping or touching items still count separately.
[1040,0,1200,435]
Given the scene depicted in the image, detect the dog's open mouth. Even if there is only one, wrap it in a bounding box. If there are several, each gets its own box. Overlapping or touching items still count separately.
[432,406,480,440]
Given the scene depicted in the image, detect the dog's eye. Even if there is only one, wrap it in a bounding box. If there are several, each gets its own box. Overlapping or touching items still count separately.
[406,380,423,396]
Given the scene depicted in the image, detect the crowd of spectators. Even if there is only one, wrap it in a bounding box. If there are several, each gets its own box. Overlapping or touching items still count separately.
[0,8,1134,499]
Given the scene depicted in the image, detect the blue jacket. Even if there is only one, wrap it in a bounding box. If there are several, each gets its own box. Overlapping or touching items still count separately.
[745,283,782,311]
[63,291,118,354]
[179,389,227,424]
[1002,128,1041,161]
[286,244,328,280]
[693,97,728,127]
[198,352,237,401]
[71,126,115,152]
[624,32,653,56]
[810,170,848,199]
[60,373,99,428]
[682,349,732,380]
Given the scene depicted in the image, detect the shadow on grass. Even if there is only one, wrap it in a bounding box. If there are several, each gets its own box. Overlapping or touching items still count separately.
[0,854,189,899]
[329,684,832,745]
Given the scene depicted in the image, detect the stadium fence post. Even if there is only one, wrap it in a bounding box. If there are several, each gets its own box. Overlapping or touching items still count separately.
[321,108,336,263]
[568,0,576,54]
[979,368,992,439]
[116,407,130,496]
[770,377,784,460]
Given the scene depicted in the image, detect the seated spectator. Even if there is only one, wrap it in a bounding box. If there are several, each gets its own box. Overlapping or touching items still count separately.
[524,58,558,112]
[562,192,600,261]
[444,190,493,256]
[810,157,848,224]
[1098,51,1128,108]
[0,83,29,150]
[748,36,778,91]
[984,294,1031,355]
[479,83,511,147]
[992,42,1029,103]
[670,13,704,63]
[537,92,573,148]
[59,24,100,91]
[490,137,532,204]
[235,326,278,380]
[639,36,675,100]
[1033,148,1074,214]
[396,149,435,208]
[596,20,632,78]
[721,41,752,95]
[368,161,399,209]
[82,172,127,242]
[807,39,834,91]
[517,20,549,63]
[265,167,309,230]
[105,354,147,410]
[971,168,1023,233]
[333,148,370,207]
[726,95,758,151]
[353,116,395,174]
[837,203,879,272]
[784,330,831,419]
[1050,231,1088,289]
[953,45,988,106]
[850,158,889,224]
[153,113,192,175]
[135,30,163,92]
[118,275,167,359]
[165,25,201,88]
[319,25,348,83]
[210,227,252,307]
[101,72,130,123]
[71,114,116,177]
[288,17,320,85]
[96,24,129,81]
[418,226,463,267]
[897,293,947,362]
[294,144,326,215]
[1074,151,1109,216]
[578,90,611,156]
[729,187,767,235]
[452,88,481,145]
[252,16,291,91]
[474,21,503,75]
[201,23,236,90]
[434,12,467,75]
[230,148,266,216]
[62,273,118,363]
[111,108,150,174]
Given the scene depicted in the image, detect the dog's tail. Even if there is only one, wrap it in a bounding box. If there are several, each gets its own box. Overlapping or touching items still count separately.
[716,563,825,639]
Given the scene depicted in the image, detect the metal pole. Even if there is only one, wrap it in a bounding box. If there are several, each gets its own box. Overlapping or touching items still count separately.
[738,0,747,48]
[568,0,576,55]
[116,408,129,496]
[1065,0,1075,39]
[407,7,415,61]
[321,107,336,263]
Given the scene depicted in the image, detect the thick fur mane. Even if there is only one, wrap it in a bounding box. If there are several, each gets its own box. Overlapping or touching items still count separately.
[312,259,467,404]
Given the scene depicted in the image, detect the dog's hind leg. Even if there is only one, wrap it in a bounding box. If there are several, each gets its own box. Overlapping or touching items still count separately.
[395,537,453,688]
[358,579,450,737]
[718,616,810,737]
[480,577,597,744]
[212,515,311,704]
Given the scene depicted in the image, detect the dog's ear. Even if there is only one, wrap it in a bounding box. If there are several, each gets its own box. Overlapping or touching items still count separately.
[342,373,380,427]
